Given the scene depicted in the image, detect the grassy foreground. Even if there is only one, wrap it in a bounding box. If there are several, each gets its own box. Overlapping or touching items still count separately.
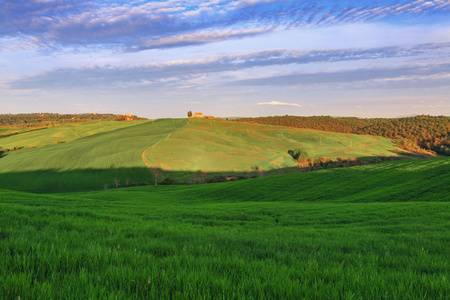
[1,157,449,299]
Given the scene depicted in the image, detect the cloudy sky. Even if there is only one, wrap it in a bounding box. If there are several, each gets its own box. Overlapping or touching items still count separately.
[1,0,450,118]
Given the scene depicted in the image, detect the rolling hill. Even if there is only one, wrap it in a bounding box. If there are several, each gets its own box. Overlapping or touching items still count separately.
[144,118,399,176]
[0,118,401,192]
[0,119,187,192]
[0,120,146,151]
[0,117,448,298]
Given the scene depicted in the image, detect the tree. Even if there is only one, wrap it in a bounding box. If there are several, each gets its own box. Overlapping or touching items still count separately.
[187,111,193,118]
[288,148,308,163]
[150,168,162,185]
[113,178,119,188]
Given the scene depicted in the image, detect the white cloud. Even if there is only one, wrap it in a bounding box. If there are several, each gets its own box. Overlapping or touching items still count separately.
[2,0,450,52]
[257,101,301,107]
[129,27,274,51]
[8,42,450,90]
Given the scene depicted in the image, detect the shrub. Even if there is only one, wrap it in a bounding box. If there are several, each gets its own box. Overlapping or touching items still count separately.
[288,149,309,163]
[444,148,450,156]
[160,178,176,185]
[206,175,227,183]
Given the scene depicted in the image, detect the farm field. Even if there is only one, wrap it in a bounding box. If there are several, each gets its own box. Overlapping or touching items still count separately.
[0,119,187,193]
[144,119,399,175]
[0,118,401,192]
[0,120,147,150]
[2,0,449,297]
[0,125,48,138]
[1,157,449,298]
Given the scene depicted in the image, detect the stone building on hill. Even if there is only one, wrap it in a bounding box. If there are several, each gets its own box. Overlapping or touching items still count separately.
[191,112,204,118]
[189,112,217,119]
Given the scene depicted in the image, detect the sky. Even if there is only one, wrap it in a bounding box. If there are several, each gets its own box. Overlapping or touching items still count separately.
[1,0,450,118]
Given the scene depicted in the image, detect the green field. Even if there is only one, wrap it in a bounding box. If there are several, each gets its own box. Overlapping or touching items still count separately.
[1,117,448,298]
[0,118,400,192]
[0,121,146,150]
[0,126,48,139]
[0,119,187,192]
[1,157,449,298]
[144,119,399,173]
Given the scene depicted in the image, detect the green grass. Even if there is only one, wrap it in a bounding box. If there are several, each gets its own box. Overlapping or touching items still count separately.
[0,121,146,150]
[144,119,400,181]
[0,119,188,192]
[1,157,449,298]
[0,125,48,138]
[0,118,400,192]
[0,117,447,298]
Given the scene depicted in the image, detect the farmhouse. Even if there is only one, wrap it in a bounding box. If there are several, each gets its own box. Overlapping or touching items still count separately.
[191,112,204,118]
[189,112,217,119]
[122,113,136,121]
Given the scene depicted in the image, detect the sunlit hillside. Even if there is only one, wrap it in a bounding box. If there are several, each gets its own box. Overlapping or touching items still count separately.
[0,118,401,192]
[144,119,399,176]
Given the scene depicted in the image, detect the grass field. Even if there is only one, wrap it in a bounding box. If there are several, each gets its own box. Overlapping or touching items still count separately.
[144,119,399,175]
[0,119,188,193]
[0,121,146,150]
[0,126,48,139]
[1,157,449,298]
[0,118,400,192]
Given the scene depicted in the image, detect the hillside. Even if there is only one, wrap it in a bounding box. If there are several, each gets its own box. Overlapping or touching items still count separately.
[0,119,187,193]
[0,157,449,298]
[0,118,401,192]
[143,119,400,182]
[65,156,450,204]
[237,115,450,155]
[0,126,48,139]
[0,121,146,151]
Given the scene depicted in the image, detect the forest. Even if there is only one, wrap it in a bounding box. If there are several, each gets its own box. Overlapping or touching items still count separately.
[237,115,450,155]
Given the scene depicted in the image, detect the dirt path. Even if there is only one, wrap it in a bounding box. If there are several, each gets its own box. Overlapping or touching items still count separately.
[141,120,190,169]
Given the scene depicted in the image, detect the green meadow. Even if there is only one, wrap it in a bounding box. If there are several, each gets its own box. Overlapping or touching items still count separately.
[0,157,449,298]
[0,121,146,150]
[0,118,448,298]
[0,119,187,192]
[144,119,398,173]
[0,118,400,192]
[0,126,49,140]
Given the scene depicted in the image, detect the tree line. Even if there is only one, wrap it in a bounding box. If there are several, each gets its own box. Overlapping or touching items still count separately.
[0,113,145,126]
[237,115,450,155]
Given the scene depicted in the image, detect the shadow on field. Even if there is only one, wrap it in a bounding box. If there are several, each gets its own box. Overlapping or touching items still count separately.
[0,154,417,194]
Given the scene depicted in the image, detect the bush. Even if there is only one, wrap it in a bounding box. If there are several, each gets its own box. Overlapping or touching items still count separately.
[206,175,227,183]
[288,149,309,162]
[160,178,176,185]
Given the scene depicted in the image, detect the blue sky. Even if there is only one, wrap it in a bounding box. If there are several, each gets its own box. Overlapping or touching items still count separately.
[1,0,449,118]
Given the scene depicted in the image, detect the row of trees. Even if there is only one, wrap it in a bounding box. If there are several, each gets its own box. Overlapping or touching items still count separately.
[238,115,450,155]
[0,113,145,126]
